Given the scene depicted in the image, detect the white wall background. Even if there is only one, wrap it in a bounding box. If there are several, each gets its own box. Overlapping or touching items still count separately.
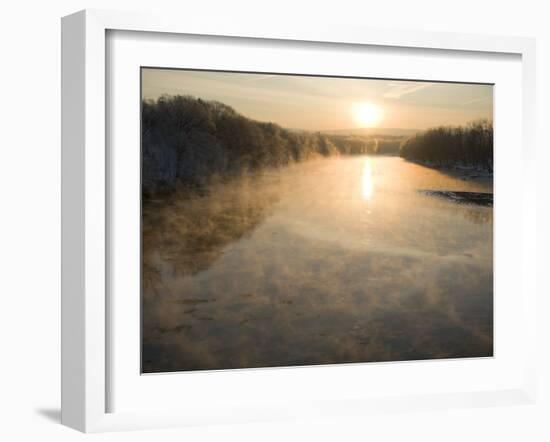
[0,1,548,440]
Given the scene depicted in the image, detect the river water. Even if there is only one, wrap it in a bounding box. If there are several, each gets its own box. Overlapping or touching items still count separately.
[142,155,493,373]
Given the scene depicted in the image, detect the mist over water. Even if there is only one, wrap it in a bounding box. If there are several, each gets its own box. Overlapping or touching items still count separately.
[142,156,493,373]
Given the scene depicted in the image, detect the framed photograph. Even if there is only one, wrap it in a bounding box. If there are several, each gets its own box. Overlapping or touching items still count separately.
[61,9,538,432]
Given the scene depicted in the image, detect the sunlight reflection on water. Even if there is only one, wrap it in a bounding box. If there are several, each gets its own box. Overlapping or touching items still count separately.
[362,158,374,200]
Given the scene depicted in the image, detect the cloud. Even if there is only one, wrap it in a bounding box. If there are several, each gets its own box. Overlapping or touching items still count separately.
[240,74,280,83]
[462,96,491,106]
[383,82,432,99]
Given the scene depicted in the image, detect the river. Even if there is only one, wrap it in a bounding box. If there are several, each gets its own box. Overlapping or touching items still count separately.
[142,155,493,373]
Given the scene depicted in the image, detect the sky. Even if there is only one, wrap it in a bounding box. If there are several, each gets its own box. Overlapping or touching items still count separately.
[142,68,493,131]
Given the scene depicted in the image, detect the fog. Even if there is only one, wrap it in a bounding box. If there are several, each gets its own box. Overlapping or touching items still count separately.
[142,156,493,373]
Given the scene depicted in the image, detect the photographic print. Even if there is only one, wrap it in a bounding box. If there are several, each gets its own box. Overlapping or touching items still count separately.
[141,68,493,373]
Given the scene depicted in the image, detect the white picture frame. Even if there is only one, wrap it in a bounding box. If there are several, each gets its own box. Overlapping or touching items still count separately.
[61,9,538,433]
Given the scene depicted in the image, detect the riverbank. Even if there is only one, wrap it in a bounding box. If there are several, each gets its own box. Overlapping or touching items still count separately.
[408,160,493,186]
[418,190,493,207]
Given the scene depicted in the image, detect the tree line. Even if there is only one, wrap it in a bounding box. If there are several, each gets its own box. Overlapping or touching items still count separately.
[142,95,398,194]
[399,119,493,171]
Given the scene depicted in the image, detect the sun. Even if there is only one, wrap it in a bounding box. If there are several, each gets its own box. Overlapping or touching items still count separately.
[353,102,383,128]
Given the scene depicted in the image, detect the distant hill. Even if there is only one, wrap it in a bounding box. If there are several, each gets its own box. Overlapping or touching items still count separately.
[323,127,419,138]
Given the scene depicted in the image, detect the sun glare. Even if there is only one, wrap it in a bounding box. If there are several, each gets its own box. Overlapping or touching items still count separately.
[354,102,383,128]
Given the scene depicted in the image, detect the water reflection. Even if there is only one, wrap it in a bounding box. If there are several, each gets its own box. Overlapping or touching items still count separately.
[362,158,374,200]
[142,156,493,373]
